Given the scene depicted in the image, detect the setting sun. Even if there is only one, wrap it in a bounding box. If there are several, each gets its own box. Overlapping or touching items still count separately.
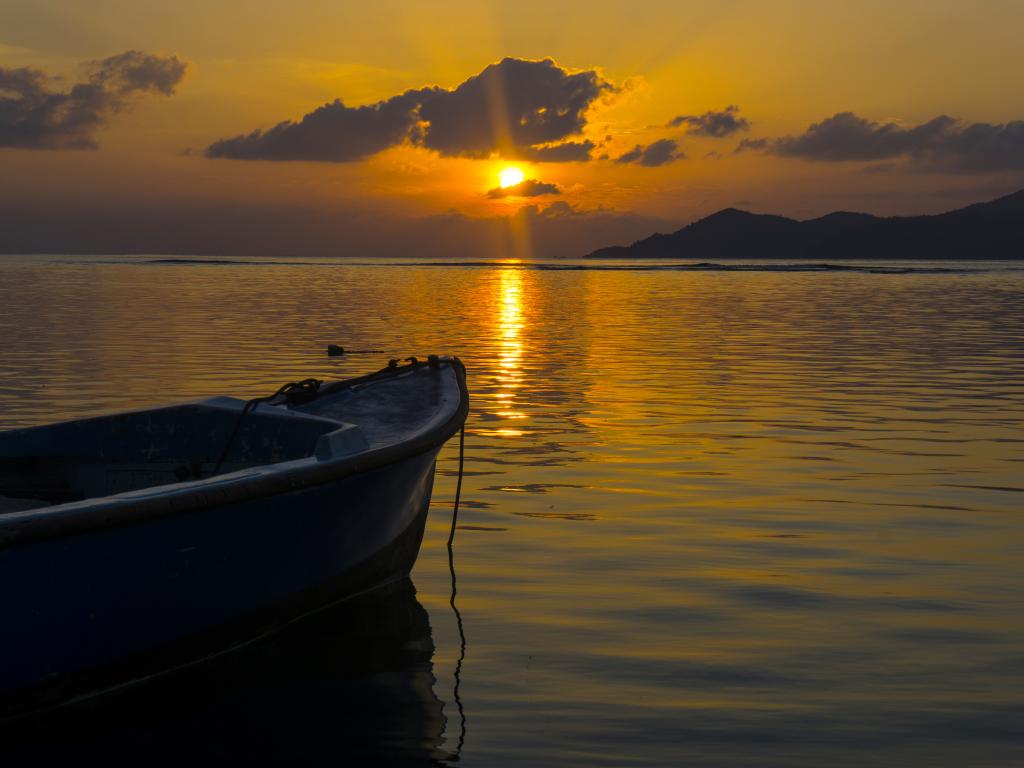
[498,166,525,188]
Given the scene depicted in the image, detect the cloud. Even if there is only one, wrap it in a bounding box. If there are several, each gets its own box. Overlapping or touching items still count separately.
[486,178,561,198]
[0,50,187,150]
[207,57,614,163]
[88,50,188,97]
[614,138,684,167]
[668,105,749,137]
[205,90,430,162]
[745,111,1024,172]
[769,112,953,161]
[417,58,612,159]
[520,140,595,162]
[734,137,768,153]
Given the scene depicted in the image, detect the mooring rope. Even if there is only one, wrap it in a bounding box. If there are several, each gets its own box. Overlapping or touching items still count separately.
[447,422,468,759]
[208,360,469,755]
[210,378,322,477]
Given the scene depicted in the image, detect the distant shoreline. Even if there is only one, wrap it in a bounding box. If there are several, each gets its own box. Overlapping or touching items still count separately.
[4,254,1023,277]
[585,189,1024,260]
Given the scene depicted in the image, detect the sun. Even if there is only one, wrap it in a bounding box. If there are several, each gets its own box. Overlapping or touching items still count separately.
[498,166,525,188]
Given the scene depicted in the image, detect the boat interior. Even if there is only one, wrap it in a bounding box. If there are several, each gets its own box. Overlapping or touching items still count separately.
[0,398,343,512]
[0,360,462,515]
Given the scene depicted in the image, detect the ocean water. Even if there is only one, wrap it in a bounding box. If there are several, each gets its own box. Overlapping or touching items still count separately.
[1,254,1022,766]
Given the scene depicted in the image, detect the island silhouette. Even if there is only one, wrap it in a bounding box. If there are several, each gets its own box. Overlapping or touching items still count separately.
[587,189,1024,260]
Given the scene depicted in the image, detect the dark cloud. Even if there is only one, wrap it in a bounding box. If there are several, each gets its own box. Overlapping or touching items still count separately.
[770,112,954,161]
[207,57,613,163]
[88,50,188,96]
[520,140,595,162]
[486,178,560,198]
[668,105,749,137]
[734,137,768,153]
[746,112,1024,172]
[929,119,1024,172]
[0,51,187,150]
[205,90,430,162]
[615,138,684,167]
[417,58,611,159]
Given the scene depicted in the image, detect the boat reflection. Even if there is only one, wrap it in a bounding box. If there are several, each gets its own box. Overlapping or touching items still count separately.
[3,580,453,765]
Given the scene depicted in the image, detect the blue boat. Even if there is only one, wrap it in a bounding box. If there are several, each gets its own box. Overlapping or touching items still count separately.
[0,356,468,717]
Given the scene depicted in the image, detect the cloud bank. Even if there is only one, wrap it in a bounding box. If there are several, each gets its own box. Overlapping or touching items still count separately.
[742,112,1024,173]
[0,196,672,260]
[615,138,684,167]
[207,57,613,163]
[0,51,187,149]
[486,178,560,198]
[668,105,749,137]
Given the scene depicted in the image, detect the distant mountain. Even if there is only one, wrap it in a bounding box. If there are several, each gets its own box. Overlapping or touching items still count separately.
[586,189,1024,259]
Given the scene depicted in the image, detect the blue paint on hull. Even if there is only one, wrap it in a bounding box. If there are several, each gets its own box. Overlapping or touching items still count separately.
[1,448,439,712]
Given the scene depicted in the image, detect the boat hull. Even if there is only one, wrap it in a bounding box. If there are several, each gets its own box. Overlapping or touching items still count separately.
[0,448,440,717]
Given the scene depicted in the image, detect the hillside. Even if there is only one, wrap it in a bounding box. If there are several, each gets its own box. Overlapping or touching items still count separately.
[587,189,1024,259]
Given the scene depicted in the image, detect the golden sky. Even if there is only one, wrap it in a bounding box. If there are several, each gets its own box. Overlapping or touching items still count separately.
[2,0,1023,256]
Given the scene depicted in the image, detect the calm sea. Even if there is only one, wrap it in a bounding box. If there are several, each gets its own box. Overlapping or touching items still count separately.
[1,254,1023,766]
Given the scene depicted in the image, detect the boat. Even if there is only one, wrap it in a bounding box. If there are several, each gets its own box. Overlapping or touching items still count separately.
[0,355,468,718]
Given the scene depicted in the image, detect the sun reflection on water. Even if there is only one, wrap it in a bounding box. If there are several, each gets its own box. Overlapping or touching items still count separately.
[485,263,526,436]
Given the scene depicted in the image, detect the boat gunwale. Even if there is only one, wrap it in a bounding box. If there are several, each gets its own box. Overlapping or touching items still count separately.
[0,357,469,548]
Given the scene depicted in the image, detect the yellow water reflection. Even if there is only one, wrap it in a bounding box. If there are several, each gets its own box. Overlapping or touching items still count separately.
[487,263,526,434]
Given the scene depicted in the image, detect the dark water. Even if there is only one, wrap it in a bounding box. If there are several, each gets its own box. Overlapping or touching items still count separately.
[1,255,1023,766]
[5,581,448,764]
